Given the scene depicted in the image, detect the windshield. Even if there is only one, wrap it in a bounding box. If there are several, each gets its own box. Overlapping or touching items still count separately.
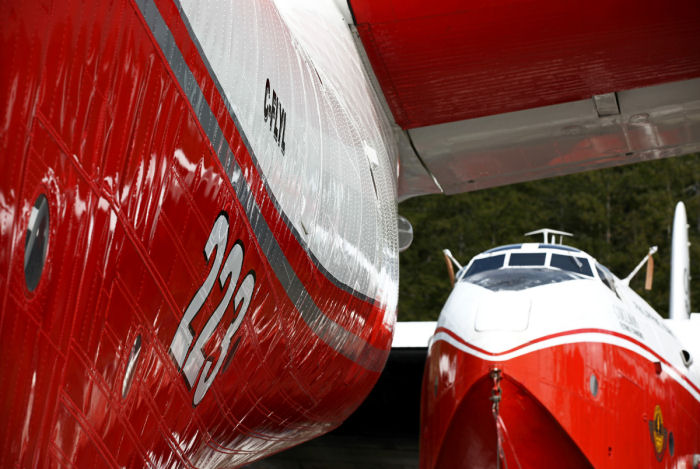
[596,263,620,298]
[550,254,592,276]
[509,253,546,266]
[464,255,505,277]
[460,249,594,289]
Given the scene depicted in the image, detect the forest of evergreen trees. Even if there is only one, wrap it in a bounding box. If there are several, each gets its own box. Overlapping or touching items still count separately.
[397,153,700,321]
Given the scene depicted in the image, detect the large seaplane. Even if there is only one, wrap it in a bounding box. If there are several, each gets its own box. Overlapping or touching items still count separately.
[2,0,700,467]
[423,203,700,468]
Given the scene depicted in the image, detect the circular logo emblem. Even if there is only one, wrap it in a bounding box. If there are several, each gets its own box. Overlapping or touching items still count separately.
[648,405,667,461]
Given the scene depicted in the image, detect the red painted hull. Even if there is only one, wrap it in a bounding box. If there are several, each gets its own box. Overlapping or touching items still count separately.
[421,335,700,468]
[0,0,393,467]
[433,374,593,469]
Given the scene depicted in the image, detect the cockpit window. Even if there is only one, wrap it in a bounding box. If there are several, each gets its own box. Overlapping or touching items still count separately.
[460,246,600,290]
[509,253,546,266]
[550,254,593,277]
[464,254,505,277]
[596,263,620,298]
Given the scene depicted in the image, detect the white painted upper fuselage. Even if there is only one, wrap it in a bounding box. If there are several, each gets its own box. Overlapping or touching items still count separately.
[179,0,399,310]
[434,243,700,401]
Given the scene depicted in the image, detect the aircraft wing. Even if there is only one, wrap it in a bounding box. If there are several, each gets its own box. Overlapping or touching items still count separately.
[345,0,700,200]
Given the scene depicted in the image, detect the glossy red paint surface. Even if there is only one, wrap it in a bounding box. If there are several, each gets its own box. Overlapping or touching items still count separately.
[421,335,700,468]
[433,374,592,469]
[0,1,391,467]
[350,0,700,129]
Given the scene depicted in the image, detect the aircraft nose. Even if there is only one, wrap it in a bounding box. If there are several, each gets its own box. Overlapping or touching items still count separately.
[474,293,531,332]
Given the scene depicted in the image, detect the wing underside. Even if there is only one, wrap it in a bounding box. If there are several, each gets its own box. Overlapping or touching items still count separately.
[346,0,700,200]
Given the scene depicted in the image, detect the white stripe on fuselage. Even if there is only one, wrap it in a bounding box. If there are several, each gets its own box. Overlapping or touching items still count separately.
[433,329,700,403]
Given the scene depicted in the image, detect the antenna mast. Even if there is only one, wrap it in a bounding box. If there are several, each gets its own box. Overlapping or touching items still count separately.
[524,228,573,244]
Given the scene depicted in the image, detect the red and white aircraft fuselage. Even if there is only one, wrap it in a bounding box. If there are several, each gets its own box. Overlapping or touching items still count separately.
[1,0,398,466]
[421,229,700,468]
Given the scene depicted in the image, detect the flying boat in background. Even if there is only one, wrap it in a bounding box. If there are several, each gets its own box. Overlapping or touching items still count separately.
[1,0,700,466]
[422,203,700,468]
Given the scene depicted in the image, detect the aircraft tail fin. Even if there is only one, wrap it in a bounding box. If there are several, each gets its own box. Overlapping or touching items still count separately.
[669,202,691,320]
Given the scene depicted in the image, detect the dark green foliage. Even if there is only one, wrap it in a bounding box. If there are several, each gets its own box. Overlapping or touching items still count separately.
[398,154,700,320]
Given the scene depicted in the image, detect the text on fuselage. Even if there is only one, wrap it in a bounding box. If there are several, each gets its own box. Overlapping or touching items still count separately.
[264,78,287,155]
[169,212,256,406]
